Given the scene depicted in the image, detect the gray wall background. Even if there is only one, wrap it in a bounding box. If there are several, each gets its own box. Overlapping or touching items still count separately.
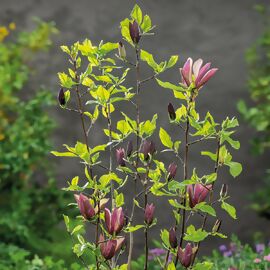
[2,0,270,257]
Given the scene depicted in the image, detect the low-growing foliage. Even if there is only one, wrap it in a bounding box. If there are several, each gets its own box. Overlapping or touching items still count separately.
[0,19,72,261]
[53,4,242,269]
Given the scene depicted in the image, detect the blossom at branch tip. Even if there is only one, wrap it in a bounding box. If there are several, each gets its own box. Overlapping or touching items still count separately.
[187,184,212,208]
[74,194,108,220]
[180,58,218,90]
[167,162,177,180]
[169,228,178,249]
[129,20,140,44]
[140,140,156,161]
[105,207,125,235]
[116,148,126,166]
[178,243,193,268]
[99,234,116,260]
[118,41,126,58]
[168,103,176,121]
[58,88,66,106]
[144,203,155,225]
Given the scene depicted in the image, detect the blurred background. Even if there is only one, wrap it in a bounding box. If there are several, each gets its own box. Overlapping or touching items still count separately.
[1,0,270,268]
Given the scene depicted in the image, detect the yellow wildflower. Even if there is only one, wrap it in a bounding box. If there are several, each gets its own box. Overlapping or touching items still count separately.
[0,27,9,42]
[9,22,16,30]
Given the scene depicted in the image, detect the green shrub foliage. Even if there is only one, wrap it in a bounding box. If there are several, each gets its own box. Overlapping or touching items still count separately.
[53,5,242,270]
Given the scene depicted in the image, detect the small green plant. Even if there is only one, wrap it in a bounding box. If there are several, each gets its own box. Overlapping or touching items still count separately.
[53,4,242,269]
[0,19,72,261]
[238,4,270,219]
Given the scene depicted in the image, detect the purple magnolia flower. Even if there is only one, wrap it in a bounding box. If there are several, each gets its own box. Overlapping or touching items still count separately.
[74,193,95,220]
[178,243,193,268]
[58,88,66,106]
[168,162,177,181]
[180,58,218,90]
[104,207,125,235]
[144,203,155,225]
[116,148,126,166]
[99,234,116,260]
[168,103,176,120]
[188,184,212,208]
[255,243,265,254]
[140,140,156,161]
[129,20,140,44]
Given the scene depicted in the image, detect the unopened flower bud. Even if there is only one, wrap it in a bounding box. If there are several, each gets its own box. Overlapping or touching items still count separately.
[74,193,95,220]
[126,141,133,157]
[129,20,140,44]
[212,219,222,233]
[116,148,126,166]
[178,243,193,268]
[169,228,178,249]
[140,140,156,161]
[144,203,155,225]
[58,88,66,106]
[118,41,126,58]
[168,162,177,180]
[220,184,228,198]
[168,103,176,121]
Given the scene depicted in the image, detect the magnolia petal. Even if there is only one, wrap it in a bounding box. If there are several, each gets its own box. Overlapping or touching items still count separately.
[197,68,218,88]
[195,62,211,87]
[181,58,193,85]
[193,58,203,78]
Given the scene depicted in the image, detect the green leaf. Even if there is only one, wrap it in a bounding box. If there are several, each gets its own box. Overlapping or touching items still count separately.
[201,151,217,161]
[159,128,173,148]
[125,225,145,232]
[58,72,75,88]
[63,215,70,232]
[141,15,152,32]
[193,262,213,270]
[166,55,179,68]
[167,262,176,270]
[140,50,159,71]
[71,225,84,235]
[194,202,216,217]
[184,225,208,242]
[51,151,77,157]
[160,229,170,248]
[221,201,237,219]
[131,4,143,25]
[115,193,124,207]
[156,78,184,92]
[226,161,242,178]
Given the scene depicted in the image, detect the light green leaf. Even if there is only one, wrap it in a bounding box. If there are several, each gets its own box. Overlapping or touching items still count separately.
[131,4,143,25]
[194,202,216,217]
[221,201,237,219]
[51,151,77,157]
[226,161,242,178]
[184,225,208,242]
[159,128,173,148]
[141,15,152,32]
[167,55,179,68]
[156,78,184,92]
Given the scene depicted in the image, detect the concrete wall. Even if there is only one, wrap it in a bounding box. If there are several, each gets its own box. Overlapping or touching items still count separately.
[1,0,270,256]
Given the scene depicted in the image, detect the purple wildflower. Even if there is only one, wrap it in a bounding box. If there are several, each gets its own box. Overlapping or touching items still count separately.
[255,243,265,254]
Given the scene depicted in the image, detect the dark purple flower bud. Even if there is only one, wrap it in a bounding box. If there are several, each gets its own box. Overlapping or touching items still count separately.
[169,228,178,249]
[126,140,133,157]
[99,234,117,260]
[58,88,66,106]
[118,41,126,58]
[168,162,177,180]
[116,148,126,166]
[74,193,95,220]
[144,203,155,225]
[105,207,125,235]
[129,20,140,44]
[187,184,212,208]
[212,219,222,233]
[168,103,176,121]
[178,243,193,268]
[140,140,156,161]
[220,184,228,198]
